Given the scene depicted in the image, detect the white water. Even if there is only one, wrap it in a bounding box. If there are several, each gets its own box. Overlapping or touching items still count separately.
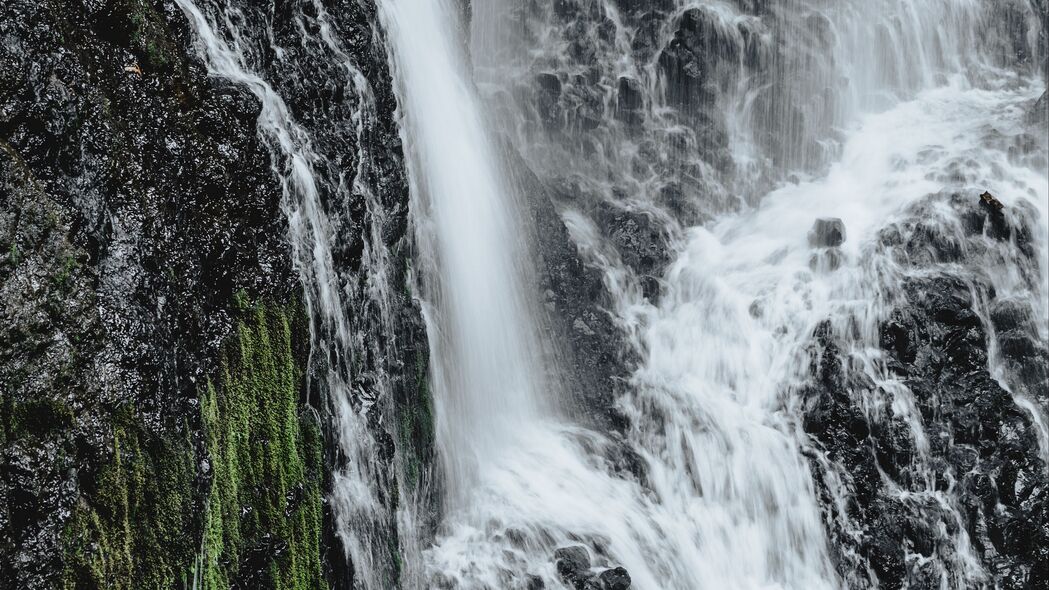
[173,1,404,587]
[175,0,1047,587]
[382,0,1048,589]
[377,0,554,509]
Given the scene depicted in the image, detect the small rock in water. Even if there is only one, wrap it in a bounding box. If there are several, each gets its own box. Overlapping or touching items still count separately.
[554,545,592,588]
[597,566,631,589]
[809,217,846,248]
[979,190,1004,211]
[525,574,545,589]
[615,76,644,126]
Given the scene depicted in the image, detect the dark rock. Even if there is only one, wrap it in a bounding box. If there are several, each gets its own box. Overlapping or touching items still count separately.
[0,0,427,588]
[594,206,670,301]
[809,218,846,248]
[514,164,634,432]
[979,190,1005,212]
[615,76,644,126]
[1029,91,1048,127]
[596,566,631,589]
[801,192,1049,588]
[535,72,564,128]
[554,545,592,588]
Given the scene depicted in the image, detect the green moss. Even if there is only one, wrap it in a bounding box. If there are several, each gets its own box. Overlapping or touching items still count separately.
[6,398,75,440]
[59,413,198,590]
[199,301,323,590]
[396,334,435,493]
[118,0,176,70]
[53,300,321,590]
[53,253,80,288]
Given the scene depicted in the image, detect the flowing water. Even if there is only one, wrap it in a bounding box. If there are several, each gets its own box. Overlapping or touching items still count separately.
[377,0,553,508]
[176,0,1046,587]
[173,1,406,587]
[383,0,1048,589]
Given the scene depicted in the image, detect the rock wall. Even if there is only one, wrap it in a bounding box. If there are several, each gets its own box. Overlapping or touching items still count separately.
[801,194,1049,589]
[0,1,430,588]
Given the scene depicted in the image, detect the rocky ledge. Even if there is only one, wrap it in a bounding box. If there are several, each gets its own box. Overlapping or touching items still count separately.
[801,192,1048,589]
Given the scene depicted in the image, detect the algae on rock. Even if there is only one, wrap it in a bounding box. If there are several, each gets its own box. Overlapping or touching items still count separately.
[199,301,323,590]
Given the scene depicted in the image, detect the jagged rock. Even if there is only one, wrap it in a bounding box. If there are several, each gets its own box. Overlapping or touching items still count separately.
[1029,91,1048,126]
[615,76,644,127]
[535,72,564,128]
[808,218,846,248]
[554,545,593,588]
[595,566,631,589]
[979,190,1005,211]
[595,206,670,301]
[525,573,545,589]
[802,193,1049,589]
[1,0,426,588]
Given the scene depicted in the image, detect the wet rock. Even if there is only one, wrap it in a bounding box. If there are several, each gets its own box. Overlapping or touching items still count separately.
[658,7,743,118]
[564,79,606,131]
[801,193,1049,588]
[523,170,631,432]
[990,299,1033,334]
[595,206,670,301]
[535,72,564,128]
[525,573,545,589]
[615,76,644,127]
[631,12,667,63]
[979,190,1005,211]
[595,566,631,589]
[808,217,846,248]
[1029,91,1048,127]
[809,248,843,272]
[1,0,424,588]
[554,545,593,588]
[612,0,674,19]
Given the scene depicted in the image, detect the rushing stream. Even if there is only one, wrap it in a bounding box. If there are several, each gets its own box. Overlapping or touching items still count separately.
[381,1,1047,589]
[4,0,1048,587]
[174,0,1047,588]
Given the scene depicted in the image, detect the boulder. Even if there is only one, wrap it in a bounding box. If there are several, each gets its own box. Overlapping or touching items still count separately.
[554,545,593,588]
[597,566,631,589]
[615,76,644,126]
[808,217,846,248]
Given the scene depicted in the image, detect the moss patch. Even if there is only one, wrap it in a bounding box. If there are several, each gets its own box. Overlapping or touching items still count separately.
[199,301,323,590]
[51,301,322,590]
[59,413,198,590]
[397,346,434,492]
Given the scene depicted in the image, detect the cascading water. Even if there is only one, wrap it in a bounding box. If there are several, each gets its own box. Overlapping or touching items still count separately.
[173,1,409,587]
[377,0,553,508]
[381,0,1047,588]
[177,0,1046,587]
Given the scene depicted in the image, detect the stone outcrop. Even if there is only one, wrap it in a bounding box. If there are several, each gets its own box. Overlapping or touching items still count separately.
[0,1,429,588]
[801,193,1048,589]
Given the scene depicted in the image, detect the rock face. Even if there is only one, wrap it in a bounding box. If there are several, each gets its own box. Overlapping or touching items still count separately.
[801,193,1048,589]
[0,1,428,589]
[553,545,632,589]
[809,218,846,248]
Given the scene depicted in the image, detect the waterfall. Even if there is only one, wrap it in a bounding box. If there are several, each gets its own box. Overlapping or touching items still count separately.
[173,1,405,587]
[377,0,554,506]
[178,0,1046,588]
[385,0,1047,588]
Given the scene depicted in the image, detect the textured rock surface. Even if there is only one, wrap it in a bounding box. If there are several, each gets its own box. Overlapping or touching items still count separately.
[0,1,429,588]
[801,194,1049,589]
[1,0,293,586]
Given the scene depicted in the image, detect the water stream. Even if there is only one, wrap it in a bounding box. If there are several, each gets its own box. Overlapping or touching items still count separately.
[383,1,1047,589]
[176,0,1046,588]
